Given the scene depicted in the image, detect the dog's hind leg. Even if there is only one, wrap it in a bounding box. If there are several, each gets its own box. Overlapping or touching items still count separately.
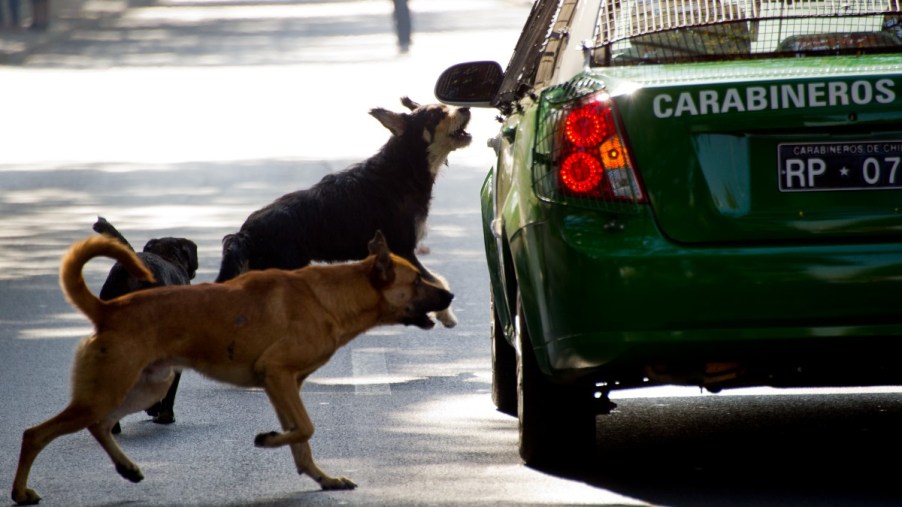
[12,404,104,505]
[82,364,174,483]
[87,422,144,483]
[254,371,357,490]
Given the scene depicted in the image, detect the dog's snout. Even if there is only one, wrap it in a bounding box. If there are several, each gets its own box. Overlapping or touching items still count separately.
[429,288,454,312]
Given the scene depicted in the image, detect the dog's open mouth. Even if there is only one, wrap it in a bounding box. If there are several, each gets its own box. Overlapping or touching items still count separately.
[451,125,471,142]
[450,111,472,143]
[404,313,435,330]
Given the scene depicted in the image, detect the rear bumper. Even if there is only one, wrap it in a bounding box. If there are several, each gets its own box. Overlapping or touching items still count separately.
[509,206,902,387]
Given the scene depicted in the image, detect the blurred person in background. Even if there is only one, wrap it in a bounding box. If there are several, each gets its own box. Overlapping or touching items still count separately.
[393,0,411,53]
[1,0,21,30]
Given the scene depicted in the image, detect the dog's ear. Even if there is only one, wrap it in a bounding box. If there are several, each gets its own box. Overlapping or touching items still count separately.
[368,231,395,287]
[368,230,388,255]
[400,97,420,111]
[181,241,199,279]
[370,108,407,137]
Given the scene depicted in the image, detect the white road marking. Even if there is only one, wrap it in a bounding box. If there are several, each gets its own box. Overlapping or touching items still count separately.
[351,348,392,396]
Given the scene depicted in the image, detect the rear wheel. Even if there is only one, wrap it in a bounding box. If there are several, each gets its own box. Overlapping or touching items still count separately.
[516,297,596,465]
[491,295,517,416]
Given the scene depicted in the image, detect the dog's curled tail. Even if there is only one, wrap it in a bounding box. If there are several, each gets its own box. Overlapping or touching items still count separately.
[61,235,156,324]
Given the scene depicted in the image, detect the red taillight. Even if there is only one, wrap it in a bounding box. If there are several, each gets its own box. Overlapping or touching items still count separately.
[564,105,612,148]
[561,152,603,193]
[556,96,644,203]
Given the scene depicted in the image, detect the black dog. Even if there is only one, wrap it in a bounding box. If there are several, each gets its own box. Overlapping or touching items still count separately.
[214,97,471,328]
[92,217,199,433]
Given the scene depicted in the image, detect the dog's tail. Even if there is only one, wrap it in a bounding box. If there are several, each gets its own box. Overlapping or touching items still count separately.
[61,235,155,324]
[215,233,250,283]
[92,216,135,251]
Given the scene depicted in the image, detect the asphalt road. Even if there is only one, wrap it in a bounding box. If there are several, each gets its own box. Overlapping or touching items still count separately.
[2,1,902,506]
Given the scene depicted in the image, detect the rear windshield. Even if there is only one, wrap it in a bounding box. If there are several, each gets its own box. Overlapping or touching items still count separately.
[591,0,902,66]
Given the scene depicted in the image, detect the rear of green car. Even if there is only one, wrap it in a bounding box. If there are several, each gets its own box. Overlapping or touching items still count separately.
[523,59,902,387]
[440,0,902,464]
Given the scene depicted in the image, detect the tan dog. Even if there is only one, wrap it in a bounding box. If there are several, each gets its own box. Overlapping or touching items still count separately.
[11,231,453,505]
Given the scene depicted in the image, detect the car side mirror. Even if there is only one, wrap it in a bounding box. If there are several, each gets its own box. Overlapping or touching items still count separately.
[434,61,503,107]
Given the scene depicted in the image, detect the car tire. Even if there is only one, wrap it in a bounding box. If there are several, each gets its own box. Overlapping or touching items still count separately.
[491,295,517,416]
[516,298,596,465]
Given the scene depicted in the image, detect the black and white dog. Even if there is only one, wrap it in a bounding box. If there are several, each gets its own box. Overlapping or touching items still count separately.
[215,97,470,328]
[93,217,199,432]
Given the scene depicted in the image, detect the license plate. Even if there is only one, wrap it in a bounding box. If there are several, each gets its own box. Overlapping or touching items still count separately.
[778,141,902,192]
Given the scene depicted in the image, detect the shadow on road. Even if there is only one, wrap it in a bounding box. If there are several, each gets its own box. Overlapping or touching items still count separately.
[533,393,902,505]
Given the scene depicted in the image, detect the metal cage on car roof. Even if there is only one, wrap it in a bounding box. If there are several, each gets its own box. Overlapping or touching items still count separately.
[591,0,902,66]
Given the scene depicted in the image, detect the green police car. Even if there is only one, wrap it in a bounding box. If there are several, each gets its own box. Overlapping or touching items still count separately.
[435,0,902,464]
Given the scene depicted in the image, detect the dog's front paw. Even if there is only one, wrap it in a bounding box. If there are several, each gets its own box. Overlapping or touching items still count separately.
[435,308,457,328]
[319,476,357,490]
[12,487,42,505]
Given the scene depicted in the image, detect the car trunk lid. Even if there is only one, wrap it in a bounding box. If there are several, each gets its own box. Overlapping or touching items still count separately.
[604,57,902,244]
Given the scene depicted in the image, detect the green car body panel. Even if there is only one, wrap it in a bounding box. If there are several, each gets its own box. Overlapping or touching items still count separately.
[484,55,902,386]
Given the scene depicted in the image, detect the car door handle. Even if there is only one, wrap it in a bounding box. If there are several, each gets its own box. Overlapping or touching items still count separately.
[487,134,502,155]
[491,218,503,239]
